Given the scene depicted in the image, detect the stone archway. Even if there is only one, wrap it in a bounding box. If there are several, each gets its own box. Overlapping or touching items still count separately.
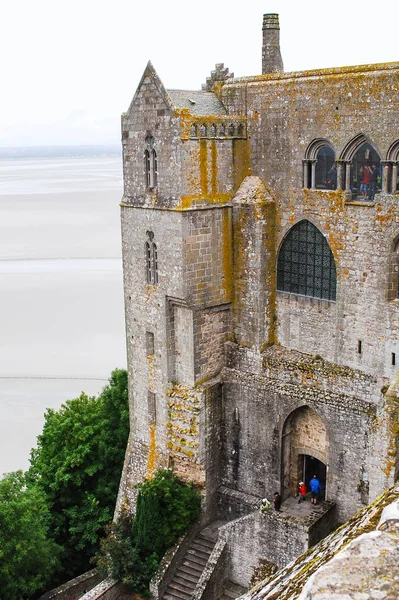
[281,406,328,499]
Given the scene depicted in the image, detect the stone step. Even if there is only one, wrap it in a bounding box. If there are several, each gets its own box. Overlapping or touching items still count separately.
[173,574,197,590]
[164,587,191,600]
[163,593,189,600]
[191,538,213,553]
[178,563,203,579]
[174,569,200,585]
[187,543,212,560]
[169,580,196,595]
[181,558,204,572]
[184,551,208,567]
[161,523,220,600]
[194,534,215,549]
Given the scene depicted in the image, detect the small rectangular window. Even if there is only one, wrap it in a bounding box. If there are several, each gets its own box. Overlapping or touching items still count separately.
[146,332,154,356]
[358,340,362,354]
[392,352,396,366]
[148,391,156,423]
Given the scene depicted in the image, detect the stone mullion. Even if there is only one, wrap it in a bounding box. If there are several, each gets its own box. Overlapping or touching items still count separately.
[336,160,344,190]
[392,162,398,193]
[345,161,352,193]
[303,160,309,188]
[310,160,317,189]
[381,161,390,194]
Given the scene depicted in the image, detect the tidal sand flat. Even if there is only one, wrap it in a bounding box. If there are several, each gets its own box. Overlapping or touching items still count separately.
[0,154,126,475]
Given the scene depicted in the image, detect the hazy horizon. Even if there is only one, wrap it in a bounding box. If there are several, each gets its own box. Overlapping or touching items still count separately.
[2,0,399,148]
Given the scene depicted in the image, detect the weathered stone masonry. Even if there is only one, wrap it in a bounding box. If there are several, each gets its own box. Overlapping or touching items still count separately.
[117,11,399,587]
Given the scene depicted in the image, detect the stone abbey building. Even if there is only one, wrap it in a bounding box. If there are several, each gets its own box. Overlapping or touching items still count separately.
[117,13,399,594]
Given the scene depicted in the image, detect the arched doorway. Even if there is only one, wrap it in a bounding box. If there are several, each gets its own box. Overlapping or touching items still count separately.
[282,406,328,500]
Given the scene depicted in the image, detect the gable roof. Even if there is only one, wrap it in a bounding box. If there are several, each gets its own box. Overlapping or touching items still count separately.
[167,89,227,115]
[128,61,174,115]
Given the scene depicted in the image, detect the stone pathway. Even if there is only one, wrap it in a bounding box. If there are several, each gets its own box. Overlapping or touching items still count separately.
[280,495,327,519]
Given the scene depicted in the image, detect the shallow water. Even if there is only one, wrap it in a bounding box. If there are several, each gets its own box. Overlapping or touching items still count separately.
[0,155,127,474]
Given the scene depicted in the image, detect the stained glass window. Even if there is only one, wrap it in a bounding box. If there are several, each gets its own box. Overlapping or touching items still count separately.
[277,220,336,301]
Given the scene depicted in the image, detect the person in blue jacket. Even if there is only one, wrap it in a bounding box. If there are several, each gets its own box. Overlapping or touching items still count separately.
[309,474,322,505]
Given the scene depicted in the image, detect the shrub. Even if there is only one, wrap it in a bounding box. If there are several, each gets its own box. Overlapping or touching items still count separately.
[98,469,201,594]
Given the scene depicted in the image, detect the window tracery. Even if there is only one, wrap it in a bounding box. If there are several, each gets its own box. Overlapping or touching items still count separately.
[277,220,336,301]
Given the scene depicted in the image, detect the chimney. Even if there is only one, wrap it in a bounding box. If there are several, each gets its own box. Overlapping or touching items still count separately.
[262,13,284,74]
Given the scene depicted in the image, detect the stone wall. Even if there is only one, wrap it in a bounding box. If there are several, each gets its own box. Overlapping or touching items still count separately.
[121,63,182,209]
[222,364,376,523]
[218,486,262,521]
[218,504,335,589]
[221,65,399,379]
[242,483,399,600]
[39,570,101,600]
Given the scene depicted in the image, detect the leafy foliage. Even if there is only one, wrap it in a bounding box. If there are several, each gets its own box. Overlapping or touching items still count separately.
[97,510,159,595]
[28,368,129,582]
[98,469,201,594]
[0,471,60,600]
[134,469,201,557]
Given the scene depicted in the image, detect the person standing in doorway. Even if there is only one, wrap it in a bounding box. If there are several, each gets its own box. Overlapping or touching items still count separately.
[298,481,307,504]
[309,474,322,505]
[273,492,282,511]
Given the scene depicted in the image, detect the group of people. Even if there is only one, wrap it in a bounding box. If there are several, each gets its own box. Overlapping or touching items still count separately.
[298,475,322,505]
[326,161,379,200]
[262,475,323,513]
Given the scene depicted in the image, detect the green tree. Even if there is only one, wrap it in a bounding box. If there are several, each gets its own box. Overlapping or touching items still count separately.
[98,469,201,595]
[28,368,129,582]
[0,471,60,600]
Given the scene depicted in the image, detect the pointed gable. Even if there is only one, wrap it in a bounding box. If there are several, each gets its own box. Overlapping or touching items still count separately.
[126,61,174,118]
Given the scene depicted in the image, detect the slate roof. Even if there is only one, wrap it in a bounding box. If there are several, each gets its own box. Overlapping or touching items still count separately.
[167,89,227,115]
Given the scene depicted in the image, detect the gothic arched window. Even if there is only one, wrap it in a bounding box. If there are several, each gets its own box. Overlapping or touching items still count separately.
[144,137,157,189]
[315,146,336,189]
[277,220,336,301]
[145,231,158,284]
[303,139,335,189]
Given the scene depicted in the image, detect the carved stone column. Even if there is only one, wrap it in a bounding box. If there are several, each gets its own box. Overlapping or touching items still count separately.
[345,161,352,193]
[392,163,398,194]
[310,160,317,189]
[381,161,390,194]
[303,160,309,189]
[336,161,344,190]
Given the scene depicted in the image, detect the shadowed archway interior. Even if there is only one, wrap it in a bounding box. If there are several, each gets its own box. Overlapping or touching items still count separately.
[282,406,328,499]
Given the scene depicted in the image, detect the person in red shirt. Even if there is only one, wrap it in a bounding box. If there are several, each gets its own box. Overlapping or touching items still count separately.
[298,481,307,504]
[361,165,371,200]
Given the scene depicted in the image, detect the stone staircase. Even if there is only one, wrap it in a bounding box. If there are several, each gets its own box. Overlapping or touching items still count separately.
[162,530,216,600]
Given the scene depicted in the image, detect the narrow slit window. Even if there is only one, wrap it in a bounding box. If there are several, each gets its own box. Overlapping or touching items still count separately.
[146,241,152,283]
[144,137,157,189]
[358,340,362,354]
[148,391,156,423]
[153,243,158,284]
[146,332,155,356]
[145,232,159,285]
[392,352,396,366]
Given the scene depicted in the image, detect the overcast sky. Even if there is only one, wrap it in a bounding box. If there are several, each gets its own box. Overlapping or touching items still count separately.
[2,0,398,147]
